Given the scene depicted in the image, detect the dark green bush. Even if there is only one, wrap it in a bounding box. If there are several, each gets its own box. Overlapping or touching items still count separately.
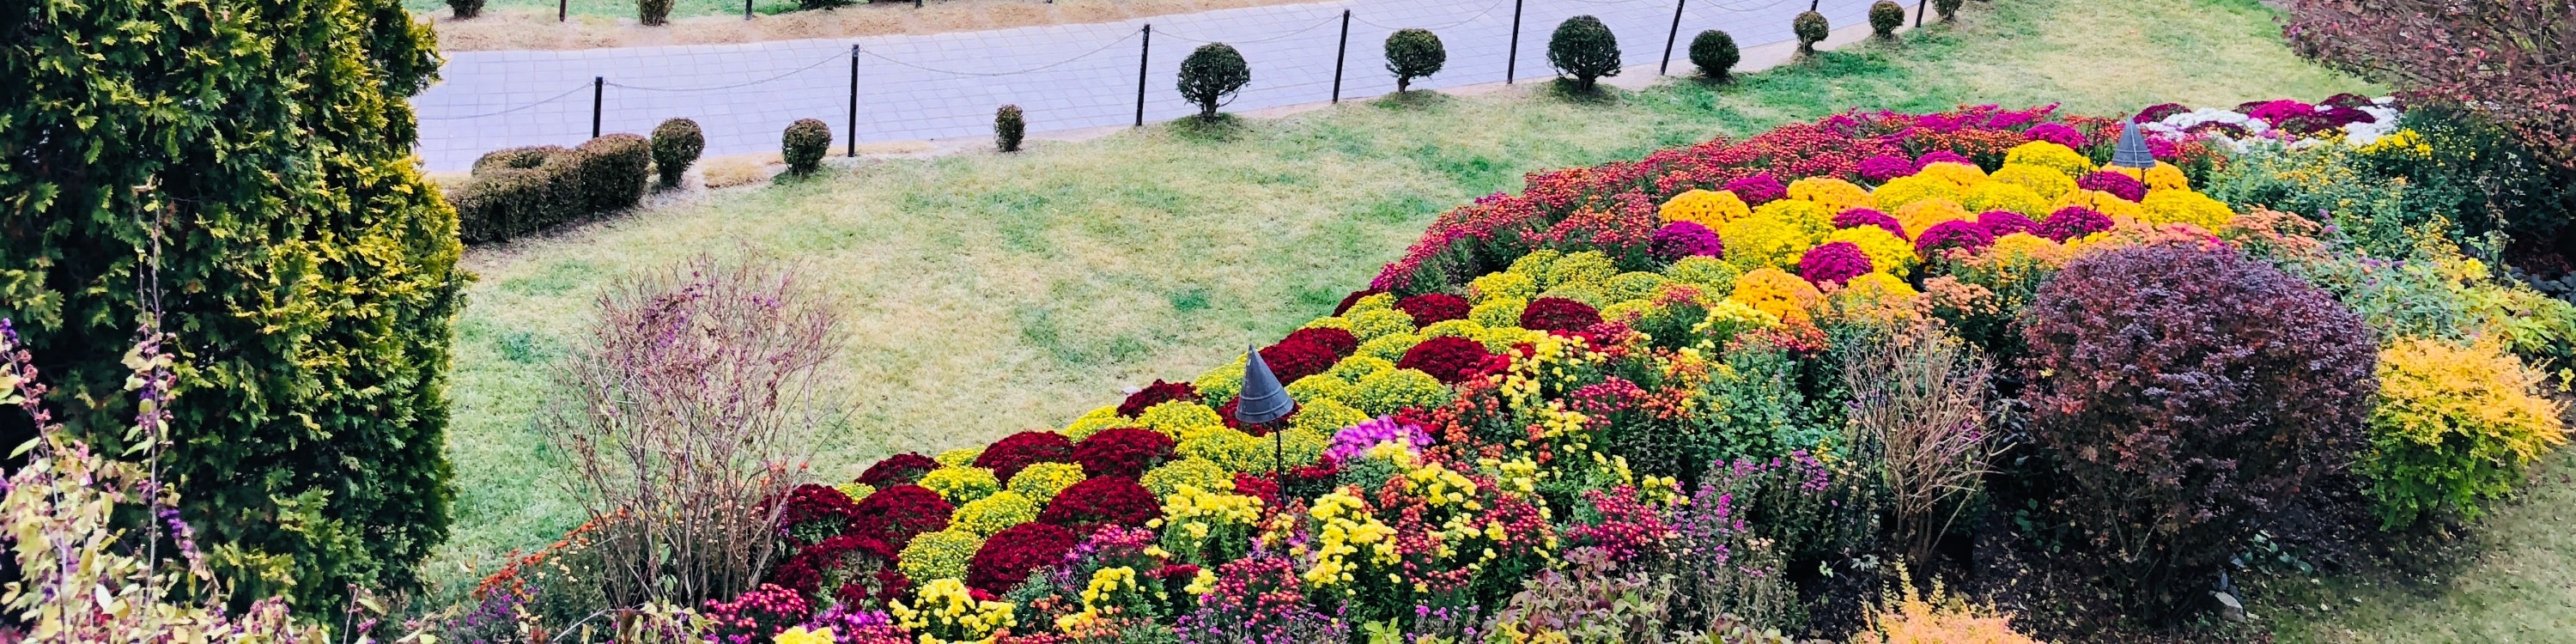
[800,0,855,9]
[449,134,651,243]
[2019,242,2376,617]
[1,0,460,611]
[1384,28,1447,93]
[651,118,704,189]
[450,0,484,18]
[1935,0,1964,22]
[996,105,1025,152]
[1793,11,1830,57]
[1869,1,1905,38]
[1546,15,1621,91]
[1179,43,1251,120]
[1690,30,1740,82]
[783,118,832,174]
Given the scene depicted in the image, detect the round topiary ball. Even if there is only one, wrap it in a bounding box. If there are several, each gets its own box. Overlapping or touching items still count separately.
[2019,241,2374,616]
[1935,0,1965,22]
[1868,1,1906,39]
[995,105,1025,153]
[781,118,831,175]
[1178,43,1251,120]
[1546,15,1621,91]
[1384,28,1448,93]
[1793,11,1831,57]
[1689,30,1740,82]
[649,118,703,189]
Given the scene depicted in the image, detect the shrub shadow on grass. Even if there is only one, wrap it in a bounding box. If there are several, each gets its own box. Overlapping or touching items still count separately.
[1168,113,1249,143]
[1543,78,1623,106]
[1372,90,1454,112]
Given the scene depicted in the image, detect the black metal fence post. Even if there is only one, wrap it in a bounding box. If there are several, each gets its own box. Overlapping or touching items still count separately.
[558,0,565,21]
[1505,0,1524,83]
[590,76,603,139]
[1662,0,1686,76]
[744,0,750,21]
[848,45,860,158]
[1331,10,1351,103]
[1916,0,1928,27]
[1134,25,1151,127]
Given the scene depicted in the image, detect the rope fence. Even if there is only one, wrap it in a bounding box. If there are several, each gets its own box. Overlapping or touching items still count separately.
[412,0,1889,171]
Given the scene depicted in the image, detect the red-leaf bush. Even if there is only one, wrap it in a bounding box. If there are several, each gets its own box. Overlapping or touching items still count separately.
[849,484,954,550]
[1073,428,1178,478]
[1395,336,1493,385]
[975,431,1076,484]
[2019,242,2376,615]
[1118,380,1201,417]
[2281,0,2576,171]
[775,483,862,547]
[1281,326,1360,359]
[1519,297,1603,333]
[858,453,942,488]
[1259,338,1339,385]
[1036,477,1161,532]
[1395,293,1473,325]
[966,521,1081,593]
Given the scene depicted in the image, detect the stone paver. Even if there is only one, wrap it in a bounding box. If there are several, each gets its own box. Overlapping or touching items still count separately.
[415,0,1895,171]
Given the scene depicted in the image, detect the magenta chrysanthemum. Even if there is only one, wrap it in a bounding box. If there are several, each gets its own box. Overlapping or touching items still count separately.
[2023,123,2087,149]
[1858,155,1916,183]
[1916,220,1997,257]
[1976,210,2038,238]
[2037,206,2114,242]
[1722,173,1789,205]
[1832,208,1908,239]
[2076,171,2148,202]
[1795,241,1875,286]
[1651,221,1725,260]
[1914,150,1975,169]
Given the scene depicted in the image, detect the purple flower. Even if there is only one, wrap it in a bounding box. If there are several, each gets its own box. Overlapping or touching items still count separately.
[2135,102,2190,124]
[1832,208,1908,239]
[1327,416,1433,462]
[1651,220,1725,261]
[1916,220,1996,257]
[1857,155,1916,183]
[1795,241,1875,286]
[1915,150,1974,170]
[2076,171,2148,202]
[1723,173,1788,205]
[1976,210,2037,237]
[2024,123,2087,149]
[2037,206,2113,242]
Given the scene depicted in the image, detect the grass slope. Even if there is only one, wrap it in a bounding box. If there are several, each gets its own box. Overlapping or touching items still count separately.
[428,0,2373,607]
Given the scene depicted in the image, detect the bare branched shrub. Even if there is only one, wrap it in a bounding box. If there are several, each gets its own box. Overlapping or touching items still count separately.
[1842,323,1996,568]
[545,256,844,608]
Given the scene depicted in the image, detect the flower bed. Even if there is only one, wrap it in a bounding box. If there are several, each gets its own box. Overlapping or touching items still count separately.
[706,100,2573,643]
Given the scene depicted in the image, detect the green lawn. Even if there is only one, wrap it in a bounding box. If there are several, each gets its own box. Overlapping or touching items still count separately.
[423,0,2417,623]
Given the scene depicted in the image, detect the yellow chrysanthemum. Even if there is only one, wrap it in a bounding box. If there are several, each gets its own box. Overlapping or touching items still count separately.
[2139,189,2234,229]
[2052,189,2147,222]
[1870,174,1962,211]
[1728,267,1824,323]
[1893,198,1975,239]
[1788,177,1876,213]
[1984,233,2074,268]
[1659,189,1753,229]
[1843,271,1920,299]
[1959,181,2052,218]
[1989,164,2076,200]
[1468,271,1537,302]
[1752,198,1835,235]
[2107,161,2190,191]
[1826,226,1921,276]
[1717,213,1820,272]
[2002,140,2097,178]
[1914,161,1990,188]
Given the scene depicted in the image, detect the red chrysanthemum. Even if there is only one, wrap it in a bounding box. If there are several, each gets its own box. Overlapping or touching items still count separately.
[1259,338,1337,385]
[975,431,1076,484]
[1117,380,1201,417]
[1280,326,1360,359]
[966,522,1080,593]
[1394,294,1472,325]
[1394,336,1492,384]
[1332,289,1383,316]
[1519,297,1603,333]
[770,532,896,594]
[1072,428,1177,478]
[1036,477,1159,532]
[849,484,953,549]
[776,483,862,546]
[856,453,941,488]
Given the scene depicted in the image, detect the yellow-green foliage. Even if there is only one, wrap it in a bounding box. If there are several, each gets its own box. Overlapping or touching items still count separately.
[1143,457,1235,499]
[1958,181,2050,217]
[1545,251,1617,288]
[1327,355,1395,382]
[1291,398,1372,435]
[1351,368,1455,416]
[1419,319,1486,340]
[2362,338,2570,527]
[1302,316,1354,331]
[1853,568,2041,644]
[1752,199,1834,234]
[1989,164,2075,200]
[1194,356,1249,404]
[897,529,985,582]
[1602,271,1670,303]
[952,491,1039,536]
[1473,326,1543,354]
[1664,256,1742,295]
[1471,271,1539,302]
[920,466,1000,504]
[1601,300,1655,322]
[1358,333,1425,362]
[1871,174,1961,211]
[2002,140,2096,178]
[936,447,984,468]
[1286,374,1356,404]
[1139,401,1226,439]
[1347,307,1419,342]
[1470,298,1529,330]
[1007,462,1086,502]
[1062,406,1127,441]
[1345,292,1398,315]
[1508,249,1563,279]
[1539,281,1608,307]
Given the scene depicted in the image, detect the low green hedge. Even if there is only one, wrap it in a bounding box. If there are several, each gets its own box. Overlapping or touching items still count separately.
[447,133,650,244]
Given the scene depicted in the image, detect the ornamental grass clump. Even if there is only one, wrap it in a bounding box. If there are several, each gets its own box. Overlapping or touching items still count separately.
[1690,30,1740,82]
[1546,15,1621,92]
[2362,337,2568,528]
[1384,28,1447,92]
[2020,242,2375,616]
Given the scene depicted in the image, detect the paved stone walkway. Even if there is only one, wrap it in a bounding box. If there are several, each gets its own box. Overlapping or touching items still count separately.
[415,0,1893,171]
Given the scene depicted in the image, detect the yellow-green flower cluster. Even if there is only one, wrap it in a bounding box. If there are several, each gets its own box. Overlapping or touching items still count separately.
[935,447,983,468]
[1719,213,1819,272]
[1142,457,1235,499]
[836,482,878,504]
[1062,405,1126,441]
[894,578,1017,643]
[896,530,985,582]
[1731,267,1825,323]
[1139,400,1226,440]
[2002,140,2096,178]
[1601,271,1669,303]
[2140,189,2235,229]
[1663,256,1741,296]
[2054,189,2147,222]
[1326,355,1394,382]
[1537,281,1607,307]
[1193,356,1248,404]
[1347,308,1418,342]
[1959,181,2050,217]
[952,491,1038,537]
[1155,484,1266,561]
[1871,174,1960,211]
[1915,161,1990,187]
[1469,271,1538,302]
[920,466,999,504]
[1351,368,1454,416]
[1291,399,1371,435]
[1285,374,1355,404]
[1543,251,1617,289]
[1989,163,2075,200]
[1469,298,1528,328]
[1825,225,1919,276]
[1008,462,1086,502]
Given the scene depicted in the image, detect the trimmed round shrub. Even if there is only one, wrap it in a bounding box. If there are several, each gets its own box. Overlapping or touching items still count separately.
[919,466,1000,505]
[858,453,942,488]
[1179,43,1251,119]
[1281,326,1361,359]
[1139,400,1227,438]
[1869,1,1905,39]
[1259,338,1339,386]
[1793,11,1831,57]
[1334,289,1384,316]
[1036,477,1161,532]
[1934,0,1964,23]
[2363,338,2569,528]
[450,0,484,18]
[1689,30,1740,82]
[951,491,1040,537]
[974,431,1075,484]
[1652,221,1725,260]
[935,447,983,468]
[995,105,1025,153]
[1795,241,1874,286]
[782,118,831,175]
[1006,462,1088,503]
[2020,242,2375,614]
[1075,428,1179,478]
[1395,293,1472,325]
[1519,296,1603,332]
[1384,28,1448,92]
[640,0,673,26]
[966,522,1079,593]
[896,529,984,583]
[2036,206,2113,241]
[851,484,955,550]
[650,118,703,189]
[1546,15,1622,91]
[1118,380,1201,417]
[1394,335,1493,385]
